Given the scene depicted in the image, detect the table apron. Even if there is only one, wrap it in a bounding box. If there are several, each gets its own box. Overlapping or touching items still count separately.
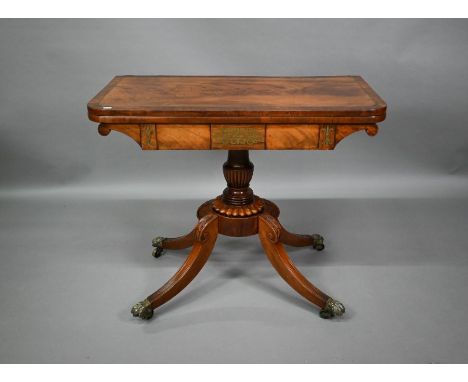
[97,123,379,150]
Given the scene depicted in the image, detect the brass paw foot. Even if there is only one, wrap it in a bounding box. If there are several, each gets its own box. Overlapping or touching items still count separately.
[319,298,345,319]
[152,236,166,258]
[131,299,154,320]
[312,234,325,251]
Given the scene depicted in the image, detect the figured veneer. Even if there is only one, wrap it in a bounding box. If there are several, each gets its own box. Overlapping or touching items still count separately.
[266,125,319,149]
[157,124,210,150]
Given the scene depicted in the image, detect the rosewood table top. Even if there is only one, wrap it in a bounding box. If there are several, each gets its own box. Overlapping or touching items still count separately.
[88,75,386,151]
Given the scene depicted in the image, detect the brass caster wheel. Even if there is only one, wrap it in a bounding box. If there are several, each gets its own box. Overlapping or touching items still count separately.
[152,236,166,258]
[319,298,345,319]
[131,299,154,320]
[312,234,325,251]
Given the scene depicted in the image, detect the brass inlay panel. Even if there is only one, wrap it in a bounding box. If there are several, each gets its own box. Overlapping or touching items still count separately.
[319,124,336,149]
[145,125,153,146]
[140,124,157,150]
[213,127,263,145]
[211,125,265,149]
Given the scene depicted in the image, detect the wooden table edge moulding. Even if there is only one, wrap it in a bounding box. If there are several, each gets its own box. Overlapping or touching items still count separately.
[87,75,387,320]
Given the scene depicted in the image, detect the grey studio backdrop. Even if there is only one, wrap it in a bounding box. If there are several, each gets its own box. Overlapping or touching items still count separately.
[0,19,468,363]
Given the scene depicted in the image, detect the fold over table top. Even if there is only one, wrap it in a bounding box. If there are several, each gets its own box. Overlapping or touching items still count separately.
[88,76,386,124]
[87,75,386,150]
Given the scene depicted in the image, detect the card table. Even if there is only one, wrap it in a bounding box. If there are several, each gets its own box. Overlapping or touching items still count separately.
[87,76,386,320]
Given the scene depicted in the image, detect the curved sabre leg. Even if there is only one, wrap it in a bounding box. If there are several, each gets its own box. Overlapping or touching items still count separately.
[258,214,345,319]
[152,227,197,258]
[132,214,218,319]
[279,224,325,251]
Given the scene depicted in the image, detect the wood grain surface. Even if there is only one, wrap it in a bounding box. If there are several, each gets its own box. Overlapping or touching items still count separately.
[88,76,386,124]
[266,124,319,149]
[157,124,210,150]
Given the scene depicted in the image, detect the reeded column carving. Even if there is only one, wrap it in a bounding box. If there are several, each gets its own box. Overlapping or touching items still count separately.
[222,150,254,206]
